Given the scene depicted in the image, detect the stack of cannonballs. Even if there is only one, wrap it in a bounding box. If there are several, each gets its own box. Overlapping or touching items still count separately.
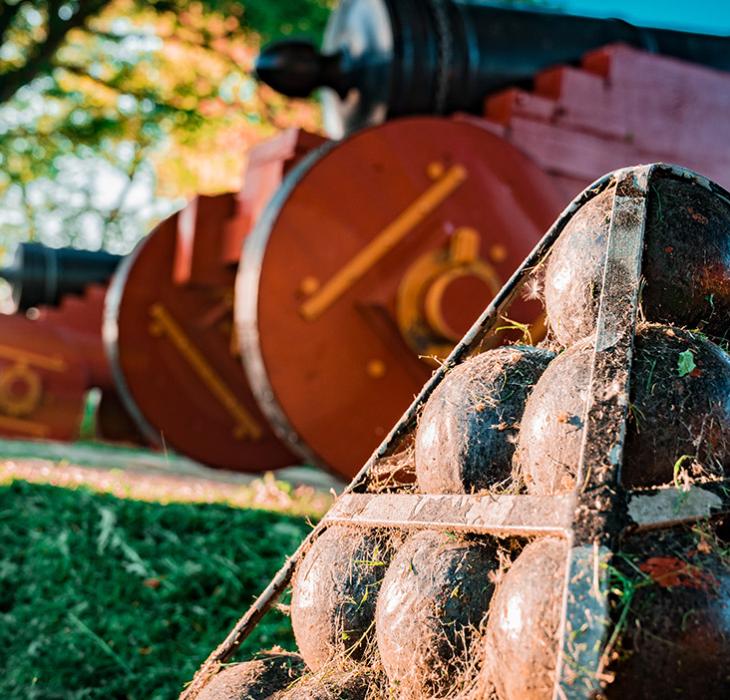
[198,169,730,700]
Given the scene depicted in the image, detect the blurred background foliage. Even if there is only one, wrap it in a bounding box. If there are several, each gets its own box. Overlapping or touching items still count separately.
[0,0,330,254]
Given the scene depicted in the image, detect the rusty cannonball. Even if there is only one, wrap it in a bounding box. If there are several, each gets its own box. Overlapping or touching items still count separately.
[545,173,730,347]
[415,346,555,494]
[198,652,304,700]
[515,324,730,493]
[604,524,730,698]
[481,537,567,700]
[290,526,394,671]
[482,526,730,699]
[376,530,497,696]
[270,668,373,700]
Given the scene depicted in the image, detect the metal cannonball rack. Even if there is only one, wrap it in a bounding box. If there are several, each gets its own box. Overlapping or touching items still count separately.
[181,163,730,700]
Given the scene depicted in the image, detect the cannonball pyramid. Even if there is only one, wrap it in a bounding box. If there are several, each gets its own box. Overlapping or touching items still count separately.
[182,164,730,700]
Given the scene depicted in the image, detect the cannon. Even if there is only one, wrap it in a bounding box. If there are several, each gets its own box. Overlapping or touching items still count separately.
[182,164,730,700]
[101,3,730,478]
[103,129,324,471]
[234,25,730,477]
[0,243,141,444]
[0,242,122,311]
[256,0,730,137]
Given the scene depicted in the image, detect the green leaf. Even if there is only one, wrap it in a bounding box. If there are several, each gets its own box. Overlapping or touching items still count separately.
[673,454,695,488]
[677,350,696,377]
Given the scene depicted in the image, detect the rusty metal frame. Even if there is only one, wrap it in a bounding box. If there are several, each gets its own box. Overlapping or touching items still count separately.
[552,165,651,698]
[180,164,730,700]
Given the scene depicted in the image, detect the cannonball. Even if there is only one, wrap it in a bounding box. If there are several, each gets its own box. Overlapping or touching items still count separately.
[290,526,394,671]
[545,174,730,347]
[271,668,373,700]
[376,530,497,697]
[482,527,730,699]
[198,652,304,700]
[415,346,555,493]
[481,537,567,700]
[606,525,730,697]
[515,324,730,493]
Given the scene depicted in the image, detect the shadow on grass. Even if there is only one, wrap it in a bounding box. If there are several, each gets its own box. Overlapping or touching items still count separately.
[0,480,311,700]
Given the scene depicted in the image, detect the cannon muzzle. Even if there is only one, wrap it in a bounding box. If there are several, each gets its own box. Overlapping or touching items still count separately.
[0,242,122,310]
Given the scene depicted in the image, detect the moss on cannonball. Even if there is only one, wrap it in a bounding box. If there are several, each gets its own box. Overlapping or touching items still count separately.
[376,530,497,697]
[515,324,730,493]
[290,526,394,671]
[415,346,555,494]
[198,652,304,700]
[606,524,730,697]
[544,174,730,347]
[481,537,567,700]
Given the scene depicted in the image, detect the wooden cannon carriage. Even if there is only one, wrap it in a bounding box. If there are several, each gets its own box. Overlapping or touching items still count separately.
[17,1,730,479]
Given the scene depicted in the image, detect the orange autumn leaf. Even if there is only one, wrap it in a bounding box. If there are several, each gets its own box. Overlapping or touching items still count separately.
[639,556,719,591]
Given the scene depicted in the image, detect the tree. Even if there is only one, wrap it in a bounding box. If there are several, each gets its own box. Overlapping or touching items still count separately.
[0,1,331,105]
[0,0,330,253]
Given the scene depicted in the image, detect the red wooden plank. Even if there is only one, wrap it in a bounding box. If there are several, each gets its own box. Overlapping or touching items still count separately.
[173,193,236,285]
[534,65,627,140]
[505,117,639,181]
[453,111,506,137]
[583,45,730,156]
[491,45,730,183]
[498,117,730,194]
[549,173,593,201]
[222,129,326,264]
[484,87,556,125]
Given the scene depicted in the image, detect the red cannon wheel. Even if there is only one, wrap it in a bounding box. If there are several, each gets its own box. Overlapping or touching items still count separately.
[104,208,297,472]
[237,116,565,479]
[0,314,88,441]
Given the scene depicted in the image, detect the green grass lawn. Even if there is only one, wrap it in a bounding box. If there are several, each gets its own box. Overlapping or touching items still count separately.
[0,479,313,700]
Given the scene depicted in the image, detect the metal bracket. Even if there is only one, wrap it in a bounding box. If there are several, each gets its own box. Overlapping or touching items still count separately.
[553,166,651,698]
[180,164,730,700]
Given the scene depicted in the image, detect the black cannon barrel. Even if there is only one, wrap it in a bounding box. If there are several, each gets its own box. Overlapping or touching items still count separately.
[0,242,122,310]
[256,0,730,136]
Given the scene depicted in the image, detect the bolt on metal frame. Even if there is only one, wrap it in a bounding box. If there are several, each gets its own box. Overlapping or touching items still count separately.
[180,163,730,700]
